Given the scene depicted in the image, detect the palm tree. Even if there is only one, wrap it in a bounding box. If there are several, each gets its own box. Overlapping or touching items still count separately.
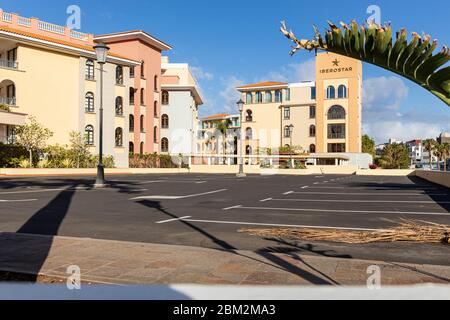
[214,119,232,164]
[436,143,450,172]
[423,139,437,170]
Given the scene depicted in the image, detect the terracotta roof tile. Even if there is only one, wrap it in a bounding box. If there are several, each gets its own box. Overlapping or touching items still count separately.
[202,113,230,120]
[236,81,288,89]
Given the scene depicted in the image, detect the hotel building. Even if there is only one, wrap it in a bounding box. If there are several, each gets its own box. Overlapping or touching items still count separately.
[0,10,140,167]
[237,52,363,164]
[160,57,204,155]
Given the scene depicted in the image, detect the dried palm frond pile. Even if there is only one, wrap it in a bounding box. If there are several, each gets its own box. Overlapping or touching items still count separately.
[239,221,450,245]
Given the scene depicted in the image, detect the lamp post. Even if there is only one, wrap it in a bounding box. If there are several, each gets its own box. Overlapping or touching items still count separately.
[93,43,110,187]
[288,124,294,168]
[236,99,246,177]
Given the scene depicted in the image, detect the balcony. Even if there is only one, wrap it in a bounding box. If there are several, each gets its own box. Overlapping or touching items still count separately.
[328,133,346,139]
[0,97,16,106]
[0,59,18,70]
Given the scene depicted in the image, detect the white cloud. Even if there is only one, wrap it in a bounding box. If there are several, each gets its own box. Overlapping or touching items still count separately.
[219,76,245,113]
[262,59,316,83]
[191,66,214,81]
[363,76,408,111]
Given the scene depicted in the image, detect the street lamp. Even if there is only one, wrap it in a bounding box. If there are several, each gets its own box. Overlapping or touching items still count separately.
[236,99,246,177]
[93,43,110,187]
[288,124,294,168]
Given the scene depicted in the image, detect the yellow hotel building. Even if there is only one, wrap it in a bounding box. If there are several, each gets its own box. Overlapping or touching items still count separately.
[237,52,363,164]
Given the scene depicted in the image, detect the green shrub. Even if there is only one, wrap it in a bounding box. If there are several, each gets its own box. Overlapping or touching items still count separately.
[129,153,188,168]
[0,104,10,112]
[0,143,33,168]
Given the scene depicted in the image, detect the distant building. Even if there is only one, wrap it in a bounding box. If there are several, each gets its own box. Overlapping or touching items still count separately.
[438,132,450,144]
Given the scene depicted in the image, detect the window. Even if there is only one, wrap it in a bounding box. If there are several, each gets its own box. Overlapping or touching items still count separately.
[162,114,169,129]
[246,92,252,104]
[245,128,253,140]
[140,88,145,105]
[309,106,316,119]
[246,145,252,156]
[154,75,158,91]
[284,126,291,138]
[265,91,272,103]
[129,142,134,154]
[129,115,135,132]
[129,88,135,105]
[154,126,158,143]
[275,90,283,103]
[326,86,336,99]
[130,67,135,78]
[85,125,94,145]
[311,87,316,100]
[162,91,169,105]
[309,125,316,137]
[285,88,291,101]
[154,101,158,117]
[115,128,123,147]
[115,97,123,116]
[140,115,145,133]
[246,110,253,122]
[284,107,290,120]
[116,66,123,85]
[338,85,347,99]
[328,143,346,153]
[141,61,145,78]
[328,105,346,120]
[7,48,17,62]
[140,142,144,155]
[85,60,95,80]
[328,124,346,139]
[255,92,263,103]
[161,138,169,153]
[310,144,316,153]
[85,92,94,112]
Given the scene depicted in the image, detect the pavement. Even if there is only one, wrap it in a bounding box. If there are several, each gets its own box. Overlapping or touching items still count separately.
[1,232,450,286]
[0,173,449,285]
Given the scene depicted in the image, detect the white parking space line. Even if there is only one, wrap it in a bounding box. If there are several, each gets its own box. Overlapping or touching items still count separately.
[0,199,38,203]
[223,205,243,211]
[138,180,207,185]
[290,191,448,196]
[266,199,450,204]
[130,189,228,200]
[222,205,450,216]
[283,191,294,195]
[177,218,379,232]
[306,186,440,190]
[0,188,86,195]
[260,198,273,202]
[156,216,192,224]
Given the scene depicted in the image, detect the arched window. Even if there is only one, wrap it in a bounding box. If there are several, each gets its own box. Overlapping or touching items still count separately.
[309,125,316,137]
[338,85,347,99]
[116,66,123,85]
[284,126,291,138]
[129,115,135,132]
[115,97,123,116]
[153,126,158,143]
[246,92,252,104]
[255,92,263,103]
[310,144,316,153]
[327,86,336,99]
[265,91,272,103]
[154,75,158,91]
[85,60,94,80]
[246,110,253,122]
[275,90,283,103]
[115,128,123,147]
[154,101,158,117]
[328,105,346,120]
[85,92,94,112]
[162,91,169,105]
[162,114,169,129]
[129,142,134,154]
[140,142,144,155]
[140,115,145,133]
[245,127,253,140]
[85,125,94,145]
[161,138,169,153]
[140,88,145,105]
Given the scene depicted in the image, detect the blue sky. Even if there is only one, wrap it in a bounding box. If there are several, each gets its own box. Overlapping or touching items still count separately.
[2,0,450,143]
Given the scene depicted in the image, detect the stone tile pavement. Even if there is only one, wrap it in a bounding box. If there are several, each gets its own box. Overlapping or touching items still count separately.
[0,232,449,286]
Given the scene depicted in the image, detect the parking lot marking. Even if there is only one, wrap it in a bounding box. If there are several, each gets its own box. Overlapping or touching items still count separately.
[223,205,243,211]
[138,180,207,185]
[178,218,379,232]
[283,191,294,195]
[290,191,448,196]
[0,199,38,203]
[0,188,88,195]
[224,205,450,216]
[307,186,440,190]
[301,186,309,189]
[131,189,228,201]
[267,198,450,204]
[156,216,192,224]
[260,198,273,202]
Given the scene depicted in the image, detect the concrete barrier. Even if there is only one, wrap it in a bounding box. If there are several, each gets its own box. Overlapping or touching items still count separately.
[356,169,416,176]
[416,170,450,188]
[0,168,189,176]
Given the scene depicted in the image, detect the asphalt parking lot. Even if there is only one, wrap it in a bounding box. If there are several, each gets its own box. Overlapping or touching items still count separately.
[0,173,449,265]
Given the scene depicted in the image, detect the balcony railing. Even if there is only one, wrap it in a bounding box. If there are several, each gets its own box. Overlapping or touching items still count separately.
[0,97,16,106]
[0,59,18,69]
[328,133,346,139]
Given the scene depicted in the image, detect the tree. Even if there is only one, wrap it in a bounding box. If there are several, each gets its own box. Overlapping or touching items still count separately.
[69,131,90,168]
[14,116,53,166]
[379,143,410,169]
[213,119,232,164]
[423,139,437,169]
[435,143,450,171]
[362,135,376,156]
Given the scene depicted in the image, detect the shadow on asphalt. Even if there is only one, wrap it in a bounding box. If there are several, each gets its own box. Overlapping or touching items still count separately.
[138,200,338,285]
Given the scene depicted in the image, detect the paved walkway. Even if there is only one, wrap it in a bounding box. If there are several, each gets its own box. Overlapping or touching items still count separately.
[0,232,449,286]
